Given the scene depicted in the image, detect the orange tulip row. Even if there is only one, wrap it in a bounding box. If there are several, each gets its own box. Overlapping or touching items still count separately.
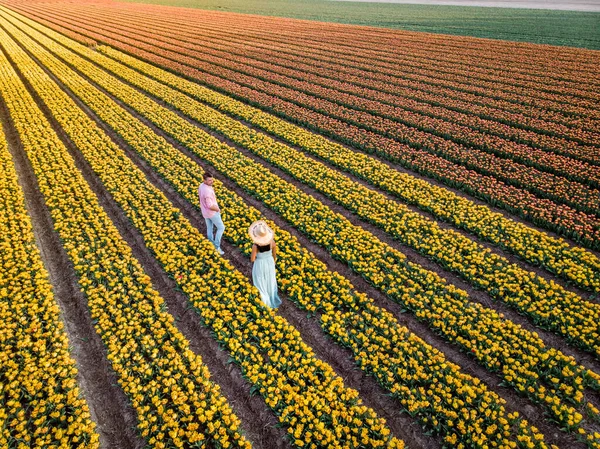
[8,11,598,446]
[53,5,600,165]
[25,0,600,98]
[14,4,600,217]
[12,0,600,142]
[8,3,600,249]
[30,0,600,118]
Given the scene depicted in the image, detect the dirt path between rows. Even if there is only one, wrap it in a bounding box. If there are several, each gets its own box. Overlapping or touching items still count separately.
[57,43,598,448]
[4,42,296,449]
[0,80,144,449]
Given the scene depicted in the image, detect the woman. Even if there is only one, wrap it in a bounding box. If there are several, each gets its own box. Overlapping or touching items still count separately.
[249,220,281,309]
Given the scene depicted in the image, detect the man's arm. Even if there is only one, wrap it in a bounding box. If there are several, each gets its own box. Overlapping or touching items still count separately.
[208,189,220,212]
[200,186,220,212]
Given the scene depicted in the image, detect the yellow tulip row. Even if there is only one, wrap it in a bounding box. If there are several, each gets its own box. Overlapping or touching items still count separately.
[18,9,599,357]
[7,12,597,447]
[0,28,252,449]
[0,110,99,448]
[8,17,558,449]
[88,44,600,360]
[10,0,600,358]
[9,4,599,296]
[0,18,404,449]
[17,13,600,443]
[11,7,600,355]
[89,43,600,357]
[99,43,600,295]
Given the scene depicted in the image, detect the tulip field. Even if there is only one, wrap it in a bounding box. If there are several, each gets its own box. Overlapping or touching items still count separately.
[0,1,599,448]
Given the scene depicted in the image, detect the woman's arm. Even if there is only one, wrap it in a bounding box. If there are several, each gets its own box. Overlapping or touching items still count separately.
[271,240,277,262]
[250,244,257,262]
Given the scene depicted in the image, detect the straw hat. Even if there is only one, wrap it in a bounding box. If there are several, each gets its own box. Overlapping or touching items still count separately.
[248,220,274,246]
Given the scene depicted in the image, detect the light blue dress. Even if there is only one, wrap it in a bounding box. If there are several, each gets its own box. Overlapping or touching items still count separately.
[252,248,281,309]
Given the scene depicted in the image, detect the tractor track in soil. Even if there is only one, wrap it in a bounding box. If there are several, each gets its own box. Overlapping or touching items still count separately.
[34,32,597,448]
[0,77,144,449]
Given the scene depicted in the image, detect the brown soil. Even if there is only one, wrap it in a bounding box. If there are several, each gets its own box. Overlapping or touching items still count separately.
[0,84,144,449]
[6,20,599,449]
[64,57,595,448]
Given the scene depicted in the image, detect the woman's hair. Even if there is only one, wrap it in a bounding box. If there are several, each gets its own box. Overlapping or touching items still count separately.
[203,172,213,180]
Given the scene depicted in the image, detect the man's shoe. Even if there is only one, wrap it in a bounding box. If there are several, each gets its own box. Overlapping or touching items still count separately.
[217,247,224,255]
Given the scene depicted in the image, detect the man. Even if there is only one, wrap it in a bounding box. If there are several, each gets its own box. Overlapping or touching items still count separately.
[198,172,225,255]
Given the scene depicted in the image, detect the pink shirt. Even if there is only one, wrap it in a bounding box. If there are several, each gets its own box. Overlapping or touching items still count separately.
[199,183,218,218]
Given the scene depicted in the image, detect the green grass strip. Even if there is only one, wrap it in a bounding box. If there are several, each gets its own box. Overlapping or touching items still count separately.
[119,0,600,50]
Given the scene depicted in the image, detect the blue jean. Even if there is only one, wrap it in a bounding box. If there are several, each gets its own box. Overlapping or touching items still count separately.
[204,212,225,250]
